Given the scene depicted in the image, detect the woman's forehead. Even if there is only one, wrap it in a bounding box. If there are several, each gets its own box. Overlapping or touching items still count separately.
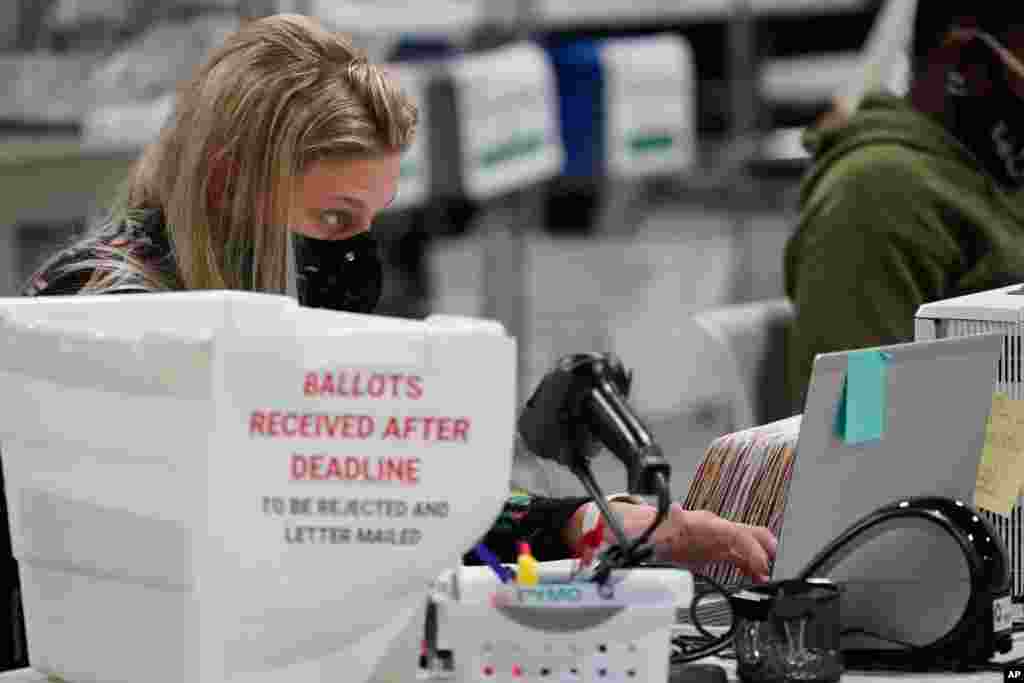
[298,155,400,208]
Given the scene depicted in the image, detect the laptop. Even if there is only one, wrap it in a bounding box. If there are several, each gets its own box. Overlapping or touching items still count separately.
[677,332,1004,640]
[671,333,999,643]
[771,331,1004,581]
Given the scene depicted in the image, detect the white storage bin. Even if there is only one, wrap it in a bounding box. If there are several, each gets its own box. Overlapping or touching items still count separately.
[82,93,175,151]
[600,35,696,179]
[0,53,100,125]
[0,291,516,683]
[431,42,565,201]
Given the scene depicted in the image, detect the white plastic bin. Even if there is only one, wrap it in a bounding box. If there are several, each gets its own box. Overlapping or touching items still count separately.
[438,42,565,201]
[599,34,696,179]
[0,291,516,683]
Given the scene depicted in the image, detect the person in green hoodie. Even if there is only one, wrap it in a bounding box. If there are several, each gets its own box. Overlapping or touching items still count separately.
[785,8,1024,412]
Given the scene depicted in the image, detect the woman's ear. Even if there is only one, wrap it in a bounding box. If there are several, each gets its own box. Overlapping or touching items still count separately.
[953,36,1001,97]
[911,29,978,114]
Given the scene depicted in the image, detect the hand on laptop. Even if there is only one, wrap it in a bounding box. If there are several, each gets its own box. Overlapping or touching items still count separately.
[568,501,777,583]
[646,505,777,583]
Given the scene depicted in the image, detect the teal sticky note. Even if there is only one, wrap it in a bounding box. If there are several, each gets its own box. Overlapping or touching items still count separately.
[833,376,847,437]
[834,350,889,445]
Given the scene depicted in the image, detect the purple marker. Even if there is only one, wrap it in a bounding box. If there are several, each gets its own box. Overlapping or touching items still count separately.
[473,543,515,584]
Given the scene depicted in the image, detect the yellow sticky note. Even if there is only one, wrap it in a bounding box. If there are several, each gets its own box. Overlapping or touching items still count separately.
[976,392,1024,515]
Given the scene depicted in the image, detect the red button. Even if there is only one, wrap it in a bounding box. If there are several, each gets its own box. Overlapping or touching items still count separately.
[512,664,523,677]
[482,665,494,677]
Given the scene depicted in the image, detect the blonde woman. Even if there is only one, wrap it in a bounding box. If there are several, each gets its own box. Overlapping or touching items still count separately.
[25,14,776,579]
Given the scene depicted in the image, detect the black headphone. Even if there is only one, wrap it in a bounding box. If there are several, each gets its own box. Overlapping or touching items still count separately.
[798,496,1012,669]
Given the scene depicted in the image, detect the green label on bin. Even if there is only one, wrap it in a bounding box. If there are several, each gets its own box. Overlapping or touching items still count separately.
[628,132,675,155]
[477,132,545,169]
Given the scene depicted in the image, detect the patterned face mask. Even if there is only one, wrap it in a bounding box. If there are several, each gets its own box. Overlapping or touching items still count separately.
[290,231,383,314]
[946,32,1024,190]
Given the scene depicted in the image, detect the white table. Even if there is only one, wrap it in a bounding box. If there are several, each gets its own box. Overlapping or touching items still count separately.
[2,641,1020,683]
[705,656,1013,682]
[0,668,1011,682]
[702,633,1024,682]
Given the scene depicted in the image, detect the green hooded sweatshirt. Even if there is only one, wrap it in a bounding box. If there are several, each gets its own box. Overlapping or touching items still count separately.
[784,93,1024,413]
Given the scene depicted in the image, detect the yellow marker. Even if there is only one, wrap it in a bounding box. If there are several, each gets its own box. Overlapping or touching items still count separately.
[516,542,539,586]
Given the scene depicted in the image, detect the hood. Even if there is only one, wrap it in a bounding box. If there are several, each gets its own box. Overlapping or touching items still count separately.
[799,94,980,205]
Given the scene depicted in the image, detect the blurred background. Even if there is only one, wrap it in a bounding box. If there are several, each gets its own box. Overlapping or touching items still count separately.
[0,0,902,490]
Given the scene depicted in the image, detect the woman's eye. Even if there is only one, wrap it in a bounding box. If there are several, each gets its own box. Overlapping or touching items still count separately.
[322,211,350,228]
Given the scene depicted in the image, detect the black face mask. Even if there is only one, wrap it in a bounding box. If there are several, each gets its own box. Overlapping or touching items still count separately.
[291,231,383,314]
[946,36,1024,190]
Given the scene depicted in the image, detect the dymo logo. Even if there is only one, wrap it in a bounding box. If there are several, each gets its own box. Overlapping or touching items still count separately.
[517,586,582,604]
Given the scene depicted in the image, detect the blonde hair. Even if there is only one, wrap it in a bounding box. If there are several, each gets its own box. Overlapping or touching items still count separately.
[45,13,417,295]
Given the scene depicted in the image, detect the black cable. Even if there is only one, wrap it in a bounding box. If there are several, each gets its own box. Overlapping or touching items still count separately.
[634,471,672,547]
[572,464,672,583]
[570,461,635,553]
[559,455,741,664]
[623,565,739,664]
[597,471,670,577]
[593,468,736,662]
[690,575,734,642]
[564,464,734,662]
[673,571,737,663]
